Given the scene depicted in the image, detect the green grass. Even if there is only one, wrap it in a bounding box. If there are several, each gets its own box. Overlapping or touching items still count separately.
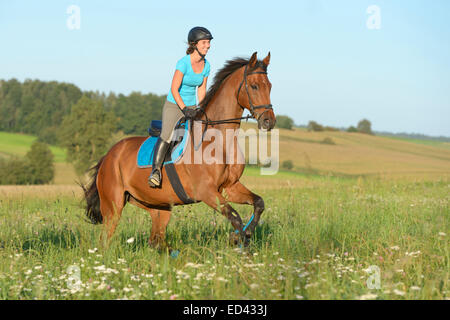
[0,175,448,300]
[0,131,67,163]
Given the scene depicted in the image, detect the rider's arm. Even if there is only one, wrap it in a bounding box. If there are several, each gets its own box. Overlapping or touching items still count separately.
[197,76,208,105]
[171,69,187,110]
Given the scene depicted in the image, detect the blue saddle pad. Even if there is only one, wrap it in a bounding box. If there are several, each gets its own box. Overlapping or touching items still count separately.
[137,120,190,168]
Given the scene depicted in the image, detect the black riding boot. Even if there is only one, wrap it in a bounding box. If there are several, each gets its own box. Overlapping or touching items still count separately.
[148,138,170,188]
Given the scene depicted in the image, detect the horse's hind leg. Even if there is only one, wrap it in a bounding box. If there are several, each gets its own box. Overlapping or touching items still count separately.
[148,208,172,249]
[127,197,172,249]
[97,161,126,246]
[99,194,125,246]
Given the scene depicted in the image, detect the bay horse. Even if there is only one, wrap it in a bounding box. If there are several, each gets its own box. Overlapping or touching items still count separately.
[82,52,276,248]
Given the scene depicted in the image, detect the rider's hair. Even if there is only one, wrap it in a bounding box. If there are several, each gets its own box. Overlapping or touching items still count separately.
[186,41,197,55]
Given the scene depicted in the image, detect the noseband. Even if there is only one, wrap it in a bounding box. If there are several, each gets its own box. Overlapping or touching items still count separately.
[236,63,273,121]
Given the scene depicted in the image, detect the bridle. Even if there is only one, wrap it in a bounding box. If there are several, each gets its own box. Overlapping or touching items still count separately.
[236,63,273,121]
[193,63,273,150]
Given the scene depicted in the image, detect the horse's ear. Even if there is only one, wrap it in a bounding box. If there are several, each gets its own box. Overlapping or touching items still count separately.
[263,52,271,66]
[249,52,258,68]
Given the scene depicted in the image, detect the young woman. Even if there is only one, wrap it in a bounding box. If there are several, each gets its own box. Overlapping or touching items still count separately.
[148,26,213,188]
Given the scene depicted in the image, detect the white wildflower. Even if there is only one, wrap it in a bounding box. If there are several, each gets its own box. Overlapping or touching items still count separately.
[96,283,107,290]
[393,289,405,296]
[216,277,228,282]
[184,262,203,268]
[358,293,378,300]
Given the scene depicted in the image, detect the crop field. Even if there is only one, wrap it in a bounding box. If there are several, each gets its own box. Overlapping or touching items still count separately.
[0,169,448,300]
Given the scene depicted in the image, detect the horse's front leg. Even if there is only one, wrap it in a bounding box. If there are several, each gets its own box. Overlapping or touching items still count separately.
[223,181,264,244]
[200,189,245,245]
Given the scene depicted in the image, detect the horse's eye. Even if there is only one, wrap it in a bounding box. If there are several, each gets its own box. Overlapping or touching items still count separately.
[251,84,258,90]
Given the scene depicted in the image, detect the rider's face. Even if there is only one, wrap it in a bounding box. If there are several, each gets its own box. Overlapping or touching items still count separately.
[196,39,211,56]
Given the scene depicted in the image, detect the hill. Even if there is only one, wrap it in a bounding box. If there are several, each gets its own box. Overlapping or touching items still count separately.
[240,122,450,179]
[1,125,450,185]
[0,131,66,162]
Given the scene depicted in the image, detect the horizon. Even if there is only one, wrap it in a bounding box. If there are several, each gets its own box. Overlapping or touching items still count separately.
[1,0,449,137]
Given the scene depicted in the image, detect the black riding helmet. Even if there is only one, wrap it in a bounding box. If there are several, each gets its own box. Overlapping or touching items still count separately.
[188,27,213,43]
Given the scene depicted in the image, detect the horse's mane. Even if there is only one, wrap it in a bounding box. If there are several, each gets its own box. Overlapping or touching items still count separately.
[199,56,267,109]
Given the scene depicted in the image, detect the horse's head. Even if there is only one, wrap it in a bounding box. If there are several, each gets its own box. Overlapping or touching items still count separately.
[237,52,276,131]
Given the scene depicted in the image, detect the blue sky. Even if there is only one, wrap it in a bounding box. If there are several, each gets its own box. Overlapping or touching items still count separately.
[1,0,449,136]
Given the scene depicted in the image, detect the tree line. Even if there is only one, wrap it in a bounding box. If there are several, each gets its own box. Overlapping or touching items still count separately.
[276,114,373,135]
[0,78,166,183]
[0,79,166,143]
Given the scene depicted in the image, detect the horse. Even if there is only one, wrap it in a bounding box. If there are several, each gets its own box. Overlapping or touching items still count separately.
[82,52,276,248]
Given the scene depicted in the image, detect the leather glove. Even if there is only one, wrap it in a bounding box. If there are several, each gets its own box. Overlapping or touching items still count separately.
[182,106,201,119]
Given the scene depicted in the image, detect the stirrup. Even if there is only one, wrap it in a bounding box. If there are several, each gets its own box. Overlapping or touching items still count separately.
[148,169,161,187]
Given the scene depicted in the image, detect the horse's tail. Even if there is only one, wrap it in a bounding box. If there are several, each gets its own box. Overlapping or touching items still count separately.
[80,156,105,224]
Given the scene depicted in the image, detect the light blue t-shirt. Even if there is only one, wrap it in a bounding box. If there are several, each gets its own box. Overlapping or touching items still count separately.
[167,55,210,107]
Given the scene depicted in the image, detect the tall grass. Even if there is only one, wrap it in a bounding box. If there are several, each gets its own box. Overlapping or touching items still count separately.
[0,174,448,300]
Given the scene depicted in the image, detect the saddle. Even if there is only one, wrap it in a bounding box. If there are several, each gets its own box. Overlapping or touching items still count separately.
[137,120,189,168]
[137,119,194,204]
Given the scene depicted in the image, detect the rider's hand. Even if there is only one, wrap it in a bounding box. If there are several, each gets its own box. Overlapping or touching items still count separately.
[182,106,201,119]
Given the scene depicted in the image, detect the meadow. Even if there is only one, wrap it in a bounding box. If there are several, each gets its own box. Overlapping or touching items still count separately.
[0,129,449,300]
[0,169,448,300]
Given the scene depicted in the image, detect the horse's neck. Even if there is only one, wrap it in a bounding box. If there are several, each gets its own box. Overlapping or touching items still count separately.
[191,70,246,162]
[203,79,243,131]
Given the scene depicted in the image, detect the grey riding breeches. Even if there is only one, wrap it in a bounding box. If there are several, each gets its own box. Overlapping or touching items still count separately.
[160,100,185,143]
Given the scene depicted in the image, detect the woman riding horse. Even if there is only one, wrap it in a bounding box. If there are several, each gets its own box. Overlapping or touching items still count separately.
[83,49,275,248]
[148,26,213,188]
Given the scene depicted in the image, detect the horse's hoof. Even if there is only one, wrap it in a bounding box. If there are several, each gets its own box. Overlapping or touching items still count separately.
[169,249,180,258]
[229,232,241,246]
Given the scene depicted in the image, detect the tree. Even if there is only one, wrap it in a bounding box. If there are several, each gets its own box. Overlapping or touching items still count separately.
[0,157,32,185]
[112,92,164,135]
[276,115,294,130]
[357,119,373,135]
[59,95,117,175]
[307,121,324,132]
[25,141,54,184]
[0,142,54,185]
[0,78,22,131]
[282,160,294,170]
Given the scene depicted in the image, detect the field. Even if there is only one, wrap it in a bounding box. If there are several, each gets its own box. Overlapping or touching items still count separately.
[0,129,449,300]
[0,132,67,163]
